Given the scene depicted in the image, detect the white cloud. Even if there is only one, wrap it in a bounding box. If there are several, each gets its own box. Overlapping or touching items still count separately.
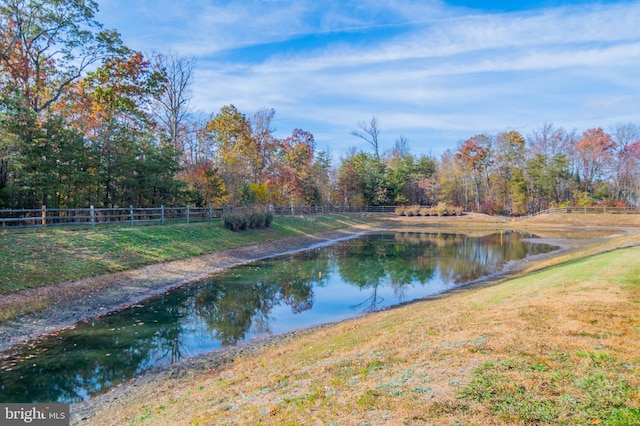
[100,0,640,156]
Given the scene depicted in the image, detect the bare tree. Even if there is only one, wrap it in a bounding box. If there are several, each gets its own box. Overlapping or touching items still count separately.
[151,52,196,151]
[391,135,410,159]
[351,116,381,159]
[611,122,640,203]
[527,122,575,158]
[251,107,277,182]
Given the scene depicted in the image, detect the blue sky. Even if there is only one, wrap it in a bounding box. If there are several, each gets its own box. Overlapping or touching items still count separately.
[96,0,640,160]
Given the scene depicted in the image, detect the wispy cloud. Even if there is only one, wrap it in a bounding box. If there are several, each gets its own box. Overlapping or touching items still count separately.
[98,0,640,155]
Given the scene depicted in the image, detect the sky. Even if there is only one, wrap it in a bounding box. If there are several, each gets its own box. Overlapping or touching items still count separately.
[96,0,640,160]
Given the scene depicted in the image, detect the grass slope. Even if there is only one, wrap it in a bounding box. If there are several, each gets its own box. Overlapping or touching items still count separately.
[83,247,640,425]
[0,214,370,294]
[0,214,374,323]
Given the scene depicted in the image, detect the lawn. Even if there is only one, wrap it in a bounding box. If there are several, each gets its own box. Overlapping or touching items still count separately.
[0,214,371,294]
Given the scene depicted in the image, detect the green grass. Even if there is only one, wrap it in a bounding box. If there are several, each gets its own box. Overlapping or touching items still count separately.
[0,214,372,294]
[458,354,639,425]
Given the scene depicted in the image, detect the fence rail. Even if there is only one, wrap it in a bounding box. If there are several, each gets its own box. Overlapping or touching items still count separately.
[0,204,396,230]
[533,206,640,216]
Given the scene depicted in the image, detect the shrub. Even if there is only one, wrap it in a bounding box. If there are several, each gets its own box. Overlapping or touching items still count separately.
[446,205,458,216]
[406,205,421,216]
[223,208,273,232]
[395,206,407,216]
[222,212,243,231]
[264,210,273,227]
[248,210,264,229]
[434,203,448,216]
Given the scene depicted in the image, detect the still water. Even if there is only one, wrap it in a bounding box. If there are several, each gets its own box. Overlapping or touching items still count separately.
[0,231,557,403]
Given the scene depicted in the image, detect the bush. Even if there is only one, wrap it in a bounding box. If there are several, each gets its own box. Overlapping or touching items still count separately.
[406,205,421,216]
[223,208,273,232]
[264,210,273,227]
[396,204,463,218]
[434,202,448,216]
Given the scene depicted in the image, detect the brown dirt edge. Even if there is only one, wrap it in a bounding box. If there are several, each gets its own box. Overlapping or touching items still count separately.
[71,316,341,424]
[68,227,585,424]
[0,226,374,354]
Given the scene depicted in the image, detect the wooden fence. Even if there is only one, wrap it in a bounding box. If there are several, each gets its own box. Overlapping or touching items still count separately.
[0,205,397,230]
[528,206,640,217]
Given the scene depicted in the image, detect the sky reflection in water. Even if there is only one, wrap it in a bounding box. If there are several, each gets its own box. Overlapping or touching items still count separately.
[0,231,557,403]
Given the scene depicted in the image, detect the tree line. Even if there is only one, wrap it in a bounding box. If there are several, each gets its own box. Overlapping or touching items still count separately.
[358,122,640,215]
[1,1,639,214]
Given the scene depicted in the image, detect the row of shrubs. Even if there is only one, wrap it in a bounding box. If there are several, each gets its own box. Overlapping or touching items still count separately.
[222,208,274,232]
[395,203,464,217]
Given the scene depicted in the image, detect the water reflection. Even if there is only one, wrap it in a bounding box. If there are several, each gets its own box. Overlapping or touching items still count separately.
[0,231,556,403]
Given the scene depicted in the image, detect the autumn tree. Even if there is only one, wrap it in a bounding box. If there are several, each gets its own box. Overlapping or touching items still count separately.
[574,127,616,198]
[66,52,184,207]
[528,122,574,158]
[205,104,254,204]
[313,149,334,204]
[493,130,527,215]
[0,0,128,207]
[525,123,575,210]
[0,0,127,114]
[250,107,278,183]
[437,149,465,208]
[456,135,491,212]
[271,128,318,205]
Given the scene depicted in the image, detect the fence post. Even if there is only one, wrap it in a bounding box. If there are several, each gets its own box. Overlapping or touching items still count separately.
[90,205,95,230]
[208,205,213,222]
[161,205,165,225]
[186,205,190,224]
[41,205,46,230]
[130,205,134,226]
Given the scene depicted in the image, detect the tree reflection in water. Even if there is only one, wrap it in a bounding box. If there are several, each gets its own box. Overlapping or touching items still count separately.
[0,231,556,403]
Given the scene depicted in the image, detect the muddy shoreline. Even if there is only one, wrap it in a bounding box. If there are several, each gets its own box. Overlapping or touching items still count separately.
[0,227,373,354]
[69,231,578,424]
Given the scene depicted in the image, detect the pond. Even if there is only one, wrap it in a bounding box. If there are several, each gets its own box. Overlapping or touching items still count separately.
[0,230,557,403]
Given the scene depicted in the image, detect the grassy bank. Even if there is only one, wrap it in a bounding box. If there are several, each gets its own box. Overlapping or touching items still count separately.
[0,214,377,325]
[0,214,373,295]
[81,246,640,426]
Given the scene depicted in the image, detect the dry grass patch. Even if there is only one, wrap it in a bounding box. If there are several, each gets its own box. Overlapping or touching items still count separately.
[76,246,640,425]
